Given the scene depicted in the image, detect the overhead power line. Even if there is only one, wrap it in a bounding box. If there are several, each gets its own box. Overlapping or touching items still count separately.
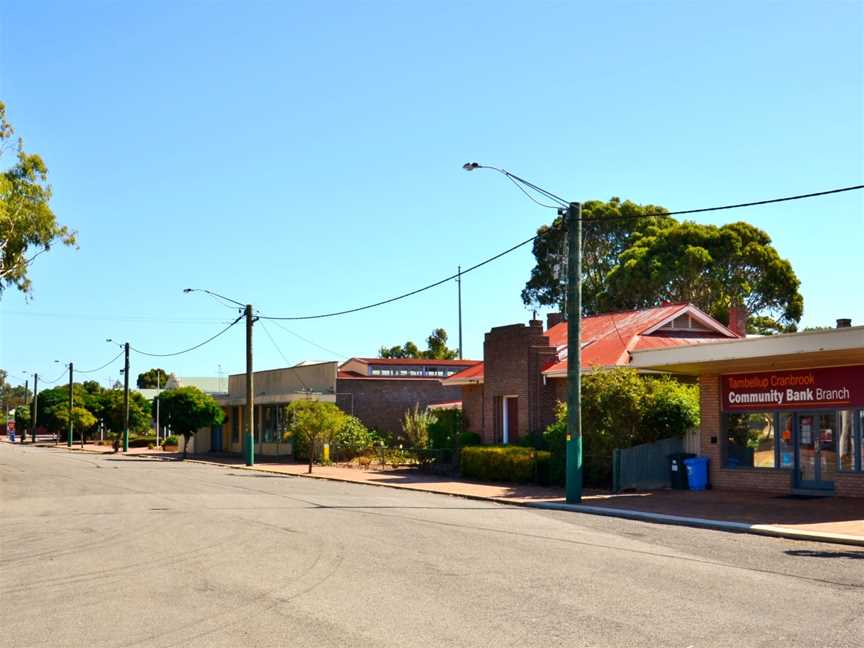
[130,315,243,357]
[40,367,69,385]
[75,349,124,374]
[266,319,349,359]
[257,183,863,322]
[258,319,310,391]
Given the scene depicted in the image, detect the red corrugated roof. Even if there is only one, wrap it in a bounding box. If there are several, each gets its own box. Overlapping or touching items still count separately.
[542,304,738,375]
[442,362,485,384]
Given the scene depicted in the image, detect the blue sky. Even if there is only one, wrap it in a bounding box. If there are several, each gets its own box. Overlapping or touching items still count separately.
[1,1,862,387]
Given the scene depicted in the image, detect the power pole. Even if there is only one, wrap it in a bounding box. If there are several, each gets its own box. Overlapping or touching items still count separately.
[123,342,130,452]
[245,304,255,466]
[457,266,463,360]
[22,379,28,443]
[31,373,38,443]
[565,202,583,503]
[155,372,161,447]
[67,363,73,448]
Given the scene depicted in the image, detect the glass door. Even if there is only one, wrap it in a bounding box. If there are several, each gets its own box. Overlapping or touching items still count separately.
[795,412,836,490]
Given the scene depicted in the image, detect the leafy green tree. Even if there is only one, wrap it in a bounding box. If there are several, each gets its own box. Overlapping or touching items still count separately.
[47,405,96,438]
[640,377,700,442]
[156,387,224,458]
[0,101,76,296]
[379,328,458,359]
[100,388,152,437]
[283,400,346,473]
[14,403,31,434]
[522,198,674,314]
[604,221,803,333]
[0,369,30,421]
[136,368,170,389]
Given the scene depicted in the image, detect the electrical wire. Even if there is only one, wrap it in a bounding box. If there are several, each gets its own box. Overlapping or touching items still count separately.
[266,319,349,359]
[130,315,243,357]
[258,182,863,321]
[258,234,538,321]
[74,349,124,374]
[257,319,310,391]
[39,367,69,385]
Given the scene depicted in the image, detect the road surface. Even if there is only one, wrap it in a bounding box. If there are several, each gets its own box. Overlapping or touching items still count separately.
[1,443,861,647]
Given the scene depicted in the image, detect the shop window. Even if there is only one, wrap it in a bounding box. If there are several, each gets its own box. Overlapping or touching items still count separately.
[231,406,240,443]
[778,412,795,469]
[725,412,776,468]
[261,406,279,443]
[837,410,855,472]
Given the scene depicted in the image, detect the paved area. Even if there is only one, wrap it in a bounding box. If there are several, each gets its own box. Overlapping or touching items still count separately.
[2,443,863,647]
[18,442,864,542]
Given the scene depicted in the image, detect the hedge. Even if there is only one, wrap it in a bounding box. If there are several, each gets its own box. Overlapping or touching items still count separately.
[460,446,551,484]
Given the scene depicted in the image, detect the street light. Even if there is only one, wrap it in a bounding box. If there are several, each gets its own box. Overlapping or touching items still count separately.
[463,162,583,503]
[185,288,255,466]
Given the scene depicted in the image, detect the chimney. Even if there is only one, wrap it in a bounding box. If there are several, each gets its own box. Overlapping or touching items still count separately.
[836,318,852,328]
[546,312,565,329]
[728,306,747,337]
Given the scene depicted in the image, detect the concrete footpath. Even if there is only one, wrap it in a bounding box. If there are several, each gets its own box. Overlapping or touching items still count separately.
[18,440,864,547]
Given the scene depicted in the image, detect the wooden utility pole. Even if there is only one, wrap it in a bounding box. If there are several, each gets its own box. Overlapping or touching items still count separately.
[31,373,38,443]
[67,363,73,448]
[123,342,130,452]
[245,304,255,466]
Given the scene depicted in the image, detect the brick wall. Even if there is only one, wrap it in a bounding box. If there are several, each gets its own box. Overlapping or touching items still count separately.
[836,472,864,498]
[481,321,558,443]
[699,374,794,494]
[336,378,463,438]
[461,384,484,436]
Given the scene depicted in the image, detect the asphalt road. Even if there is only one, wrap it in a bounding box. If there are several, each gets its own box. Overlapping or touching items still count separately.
[1,444,862,648]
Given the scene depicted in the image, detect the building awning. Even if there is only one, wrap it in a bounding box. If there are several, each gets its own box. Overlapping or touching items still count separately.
[217,393,336,406]
[630,326,864,375]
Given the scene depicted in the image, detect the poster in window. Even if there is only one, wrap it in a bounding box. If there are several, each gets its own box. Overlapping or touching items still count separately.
[800,418,812,444]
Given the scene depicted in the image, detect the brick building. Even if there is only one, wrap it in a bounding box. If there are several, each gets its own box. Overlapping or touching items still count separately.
[444,304,739,444]
[336,357,480,437]
[631,321,864,497]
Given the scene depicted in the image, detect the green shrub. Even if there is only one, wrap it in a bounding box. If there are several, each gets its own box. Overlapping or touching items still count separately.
[331,415,375,460]
[457,431,482,447]
[162,435,179,447]
[460,446,549,483]
[640,377,700,442]
[428,409,463,449]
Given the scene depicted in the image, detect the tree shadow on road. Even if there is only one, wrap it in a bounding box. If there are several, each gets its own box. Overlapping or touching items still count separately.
[785,549,864,560]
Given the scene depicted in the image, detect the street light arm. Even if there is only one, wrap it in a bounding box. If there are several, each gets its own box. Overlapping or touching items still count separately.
[184,288,246,309]
[462,162,570,208]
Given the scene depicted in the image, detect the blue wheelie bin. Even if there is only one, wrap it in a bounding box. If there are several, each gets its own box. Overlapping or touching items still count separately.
[684,456,709,491]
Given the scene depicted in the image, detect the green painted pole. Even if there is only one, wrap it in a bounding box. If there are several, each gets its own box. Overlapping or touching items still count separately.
[245,304,255,467]
[565,202,583,503]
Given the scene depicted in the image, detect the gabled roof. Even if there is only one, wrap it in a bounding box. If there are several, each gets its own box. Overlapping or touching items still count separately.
[441,362,485,386]
[541,304,738,377]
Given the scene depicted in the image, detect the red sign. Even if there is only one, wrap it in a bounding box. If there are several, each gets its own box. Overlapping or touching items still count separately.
[721,365,864,412]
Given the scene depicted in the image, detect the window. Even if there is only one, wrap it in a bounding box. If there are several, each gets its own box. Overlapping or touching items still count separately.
[231,406,239,443]
[838,410,855,471]
[779,412,795,469]
[725,412,776,468]
[261,406,279,443]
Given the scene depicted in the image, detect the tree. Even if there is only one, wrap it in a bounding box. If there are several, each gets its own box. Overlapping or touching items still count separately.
[137,368,170,389]
[156,387,224,458]
[0,370,29,422]
[47,405,96,437]
[400,404,437,448]
[0,101,76,297]
[604,221,803,332]
[99,388,152,437]
[521,198,674,314]
[283,400,347,473]
[379,328,458,359]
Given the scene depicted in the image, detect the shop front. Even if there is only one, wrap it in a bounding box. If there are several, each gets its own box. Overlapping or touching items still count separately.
[630,325,864,497]
[721,366,862,492]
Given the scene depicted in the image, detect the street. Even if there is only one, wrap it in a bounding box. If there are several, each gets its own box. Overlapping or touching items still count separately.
[1,444,862,648]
